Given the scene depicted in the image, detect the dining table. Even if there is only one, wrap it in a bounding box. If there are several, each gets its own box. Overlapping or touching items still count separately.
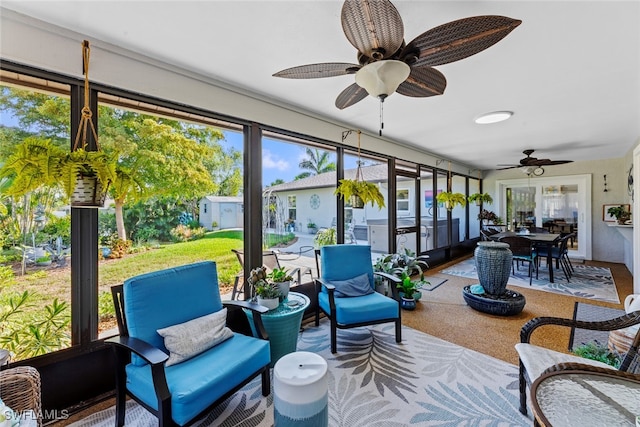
[489,231,561,282]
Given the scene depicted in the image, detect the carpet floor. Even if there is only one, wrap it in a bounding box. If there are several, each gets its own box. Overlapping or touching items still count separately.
[68,320,531,427]
[440,256,619,303]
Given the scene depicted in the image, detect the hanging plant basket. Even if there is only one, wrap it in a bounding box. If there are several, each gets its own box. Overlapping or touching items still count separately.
[71,175,109,208]
[350,194,365,209]
[334,130,385,210]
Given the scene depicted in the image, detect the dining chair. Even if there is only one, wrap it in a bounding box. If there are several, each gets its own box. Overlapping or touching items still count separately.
[314,244,402,353]
[535,233,574,282]
[515,310,640,415]
[497,235,537,285]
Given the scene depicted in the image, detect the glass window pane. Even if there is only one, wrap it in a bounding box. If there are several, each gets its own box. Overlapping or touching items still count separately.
[344,150,388,253]
[0,76,73,361]
[97,97,243,334]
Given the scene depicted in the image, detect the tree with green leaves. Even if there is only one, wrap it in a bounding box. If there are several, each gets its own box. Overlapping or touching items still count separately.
[0,86,242,241]
[294,148,335,180]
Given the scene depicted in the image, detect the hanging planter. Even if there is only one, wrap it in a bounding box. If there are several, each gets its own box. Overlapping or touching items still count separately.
[468,193,493,206]
[334,130,385,210]
[436,161,466,210]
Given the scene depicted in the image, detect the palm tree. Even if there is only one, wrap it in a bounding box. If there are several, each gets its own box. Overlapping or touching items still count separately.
[294,148,336,180]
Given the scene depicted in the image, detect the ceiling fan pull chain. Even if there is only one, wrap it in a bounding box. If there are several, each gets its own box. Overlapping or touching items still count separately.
[379,98,384,136]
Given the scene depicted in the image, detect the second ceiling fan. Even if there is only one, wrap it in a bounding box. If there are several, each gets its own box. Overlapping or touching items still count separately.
[497,149,574,172]
[273,0,521,110]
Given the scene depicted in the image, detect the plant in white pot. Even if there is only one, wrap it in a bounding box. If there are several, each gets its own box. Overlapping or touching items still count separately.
[268,267,293,301]
[0,137,117,207]
[248,266,281,310]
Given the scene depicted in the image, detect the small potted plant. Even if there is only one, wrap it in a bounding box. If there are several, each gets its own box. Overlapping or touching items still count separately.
[607,205,631,224]
[248,267,281,310]
[267,267,293,300]
[436,191,467,210]
[307,220,318,234]
[35,254,52,266]
[397,273,419,310]
[468,192,493,206]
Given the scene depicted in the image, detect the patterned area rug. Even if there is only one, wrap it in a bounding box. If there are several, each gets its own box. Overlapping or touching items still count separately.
[69,320,530,426]
[569,302,625,351]
[440,257,619,303]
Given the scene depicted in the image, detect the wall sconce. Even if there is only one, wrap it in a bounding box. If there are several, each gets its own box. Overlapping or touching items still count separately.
[603,174,608,192]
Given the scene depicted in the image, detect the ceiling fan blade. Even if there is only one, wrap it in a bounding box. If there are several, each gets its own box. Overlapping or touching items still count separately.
[335,83,368,109]
[402,15,522,67]
[396,66,446,97]
[273,63,361,79]
[341,0,404,60]
[495,165,520,170]
[536,159,574,166]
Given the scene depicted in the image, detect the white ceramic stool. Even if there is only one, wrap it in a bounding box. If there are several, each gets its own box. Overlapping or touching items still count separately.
[273,351,328,426]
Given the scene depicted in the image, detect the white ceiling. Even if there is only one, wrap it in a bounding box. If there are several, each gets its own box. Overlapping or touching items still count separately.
[2,1,639,170]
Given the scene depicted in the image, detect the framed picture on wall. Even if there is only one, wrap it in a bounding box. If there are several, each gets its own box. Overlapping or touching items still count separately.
[603,204,630,222]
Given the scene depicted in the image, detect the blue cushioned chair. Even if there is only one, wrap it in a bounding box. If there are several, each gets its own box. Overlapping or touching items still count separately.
[314,245,402,353]
[107,261,271,427]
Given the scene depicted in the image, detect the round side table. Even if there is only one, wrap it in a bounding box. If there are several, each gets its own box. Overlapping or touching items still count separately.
[244,291,310,366]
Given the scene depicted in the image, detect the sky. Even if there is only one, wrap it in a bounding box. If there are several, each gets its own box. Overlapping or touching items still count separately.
[222,130,361,187]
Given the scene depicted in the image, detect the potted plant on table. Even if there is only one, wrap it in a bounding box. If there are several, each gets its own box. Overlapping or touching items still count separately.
[436,191,467,210]
[267,267,293,300]
[607,205,631,225]
[468,192,493,206]
[248,266,281,310]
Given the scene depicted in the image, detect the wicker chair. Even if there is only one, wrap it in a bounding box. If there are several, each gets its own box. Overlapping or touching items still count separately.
[515,311,640,416]
[0,366,42,426]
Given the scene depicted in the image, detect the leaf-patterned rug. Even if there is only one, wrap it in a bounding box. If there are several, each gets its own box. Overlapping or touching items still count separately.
[441,257,619,303]
[70,321,531,426]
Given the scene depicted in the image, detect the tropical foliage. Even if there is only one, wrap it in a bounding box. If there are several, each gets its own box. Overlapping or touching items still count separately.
[334,179,385,209]
[294,148,336,180]
[468,192,493,205]
[436,191,467,209]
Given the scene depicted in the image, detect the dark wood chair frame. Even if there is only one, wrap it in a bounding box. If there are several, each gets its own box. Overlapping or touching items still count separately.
[535,233,575,282]
[107,285,272,427]
[517,311,640,416]
[314,271,403,354]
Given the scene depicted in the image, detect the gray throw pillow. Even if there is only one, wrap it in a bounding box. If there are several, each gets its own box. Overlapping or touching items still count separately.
[330,273,374,298]
[157,308,233,366]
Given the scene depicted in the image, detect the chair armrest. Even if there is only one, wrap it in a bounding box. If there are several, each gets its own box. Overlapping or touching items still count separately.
[374,271,401,299]
[314,277,335,291]
[106,336,169,365]
[521,311,640,343]
[223,300,269,340]
[224,299,269,314]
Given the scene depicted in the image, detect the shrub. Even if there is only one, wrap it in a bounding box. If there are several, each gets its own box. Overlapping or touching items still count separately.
[109,238,132,259]
[98,290,115,321]
[170,224,205,242]
[572,340,621,368]
[40,215,71,246]
[0,291,71,360]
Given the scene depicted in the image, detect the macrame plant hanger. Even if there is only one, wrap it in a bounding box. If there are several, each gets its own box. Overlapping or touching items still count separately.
[74,40,100,152]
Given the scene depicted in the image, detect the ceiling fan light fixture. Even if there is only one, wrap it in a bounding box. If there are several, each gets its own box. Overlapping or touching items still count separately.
[474,111,513,124]
[355,60,410,99]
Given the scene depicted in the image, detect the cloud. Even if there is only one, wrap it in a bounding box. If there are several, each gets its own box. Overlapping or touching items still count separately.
[262,149,289,171]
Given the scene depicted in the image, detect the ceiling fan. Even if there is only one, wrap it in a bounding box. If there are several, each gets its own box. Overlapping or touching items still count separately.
[496,149,574,174]
[273,0,521,112]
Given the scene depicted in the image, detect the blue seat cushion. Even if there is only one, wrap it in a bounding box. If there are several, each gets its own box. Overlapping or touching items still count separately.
[318,291,398,325]
[126,333,270,426]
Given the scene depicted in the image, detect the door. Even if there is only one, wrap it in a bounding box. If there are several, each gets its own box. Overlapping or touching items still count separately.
[497,174,592,260]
